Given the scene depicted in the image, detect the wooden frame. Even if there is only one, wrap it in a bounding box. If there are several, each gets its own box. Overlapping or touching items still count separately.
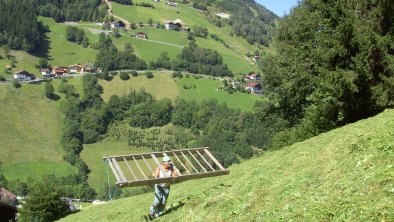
[103,147,229,188]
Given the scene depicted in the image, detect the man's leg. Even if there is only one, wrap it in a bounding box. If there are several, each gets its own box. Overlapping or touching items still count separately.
[149,185,162,216]
[157,187,170,217]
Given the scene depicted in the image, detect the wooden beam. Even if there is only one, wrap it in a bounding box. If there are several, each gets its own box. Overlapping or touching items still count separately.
[106,158,121,183]
[196,150,215,171]
[132,156,147,180]
[104,147,209,161]
[204,149,225,171]
[181,151,199,173]
[111,158,127,182]
[141,155,153,173]
[188,151,207,172]
[123,157,138,181]
[172,151,190,174]
[116,170,229,188]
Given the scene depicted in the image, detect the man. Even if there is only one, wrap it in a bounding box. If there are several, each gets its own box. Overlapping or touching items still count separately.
[149,156,177,220]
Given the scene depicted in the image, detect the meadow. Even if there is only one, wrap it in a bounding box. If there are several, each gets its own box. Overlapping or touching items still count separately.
[60,109,394,221]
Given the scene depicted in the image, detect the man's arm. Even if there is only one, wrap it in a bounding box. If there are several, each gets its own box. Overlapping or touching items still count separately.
[153,167,160,178]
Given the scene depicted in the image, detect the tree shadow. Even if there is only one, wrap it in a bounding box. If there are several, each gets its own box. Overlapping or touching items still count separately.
[31,31,52,60]
[48,94,61,101]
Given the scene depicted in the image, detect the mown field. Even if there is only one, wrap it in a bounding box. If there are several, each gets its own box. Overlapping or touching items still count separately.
[0,83,76,180]
[61,109,394,222]
[177,76,263,111]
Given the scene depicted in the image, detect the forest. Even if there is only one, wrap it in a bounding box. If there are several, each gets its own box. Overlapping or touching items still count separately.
[259,0,394,148]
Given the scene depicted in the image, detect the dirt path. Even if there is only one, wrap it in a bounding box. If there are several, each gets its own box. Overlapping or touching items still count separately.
[104,0,131,31]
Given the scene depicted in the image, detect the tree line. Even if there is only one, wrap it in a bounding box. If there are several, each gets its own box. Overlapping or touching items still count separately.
[0,0,44,52]
[36,0,107,22]
[259,0,394,148]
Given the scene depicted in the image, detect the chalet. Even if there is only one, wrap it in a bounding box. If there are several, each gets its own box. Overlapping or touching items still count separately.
[111,20,126,29]
[165,1,178,7]
[245,82,262,94]
[84,64,98,73]
[39,68,52,78]
[13,70,35,81]
[0,188,17,205]
[52,66,68,76]
[165,22,182,31]
[135,32,148,39]
[244,73,261,81]
[69,64,84,74]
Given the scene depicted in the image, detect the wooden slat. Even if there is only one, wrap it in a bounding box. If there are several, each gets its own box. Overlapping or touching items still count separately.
[106,159,121,183]
[204,149,225,170]
[172,151,190,174]
[188,151,207,173]
[181,151,199,173]
[111,158,127,182]
[141,155,153,173]
[123,157,138,180]
[116,170,229,188]
[132,156,147,180]
[163,153,182,176]
[104,147,209,161]
[196,150,215,171]
[151,154,168,177]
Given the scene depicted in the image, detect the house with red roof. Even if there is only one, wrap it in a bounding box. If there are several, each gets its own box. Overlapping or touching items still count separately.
[245,82,262,94]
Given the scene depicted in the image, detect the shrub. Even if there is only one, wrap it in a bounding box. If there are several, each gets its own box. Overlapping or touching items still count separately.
[145,71,154,78]
[0,75,6,81]
[131,70,138,77]
[119,72,130,80]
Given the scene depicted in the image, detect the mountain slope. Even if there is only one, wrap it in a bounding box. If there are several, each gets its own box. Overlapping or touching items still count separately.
[60,109,394,221]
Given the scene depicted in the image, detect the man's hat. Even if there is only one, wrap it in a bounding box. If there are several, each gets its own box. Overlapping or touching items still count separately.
[162,156,171,162]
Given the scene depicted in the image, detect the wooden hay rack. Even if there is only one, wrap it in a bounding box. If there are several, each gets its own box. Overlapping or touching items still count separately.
[103,147,229,188]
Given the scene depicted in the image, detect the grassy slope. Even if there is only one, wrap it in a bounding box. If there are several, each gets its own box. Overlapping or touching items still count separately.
[60,109,394,222]
[111,1,258,74]
[99,72,178,102]
[177,77,263,111]
[0,84,76,180]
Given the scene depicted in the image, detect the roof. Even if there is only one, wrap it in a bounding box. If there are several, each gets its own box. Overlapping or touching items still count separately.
[136,32,146,35]
[14,70,32,76]
[246,82,261,88]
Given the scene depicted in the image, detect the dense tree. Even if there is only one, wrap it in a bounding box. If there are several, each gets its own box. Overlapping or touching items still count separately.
[36,0,107,22]
[0,0,42,52]
[44,81,55,99]
[19,175,70,221]
[260,0,394,148]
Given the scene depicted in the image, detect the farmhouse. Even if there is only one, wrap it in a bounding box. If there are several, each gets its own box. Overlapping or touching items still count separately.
[13,70,35,81]
[84,64,101,73]
[39,68,52,78]
[111,20,126,29]
[52,66,68,76]
[244,73,261,81]
[135,32,148,39]
[245,82,263,94]
[164,19,186,31]
[69,64,84,74]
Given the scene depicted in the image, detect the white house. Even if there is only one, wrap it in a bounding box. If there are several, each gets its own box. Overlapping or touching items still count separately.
[39,68,52,78]
[13,70,35,81]
[110,20,126,29]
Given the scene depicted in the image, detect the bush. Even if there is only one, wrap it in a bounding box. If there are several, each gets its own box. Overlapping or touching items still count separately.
[0,75,6,81]
[12,79,21,88]
[119,72,130,80]
[131,70,138,77]
[145,71,154,78]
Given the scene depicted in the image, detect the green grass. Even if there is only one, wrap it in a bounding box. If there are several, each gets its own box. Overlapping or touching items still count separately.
[177,77,263,111]
[60,109,394,222]
[100,72,178,102]
[81,141,151,191]
[0,83,76,180]
[38,17,98,66]
[111,1,258,74]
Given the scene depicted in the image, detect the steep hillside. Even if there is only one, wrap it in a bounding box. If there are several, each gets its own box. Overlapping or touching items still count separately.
[60,109,394,221]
